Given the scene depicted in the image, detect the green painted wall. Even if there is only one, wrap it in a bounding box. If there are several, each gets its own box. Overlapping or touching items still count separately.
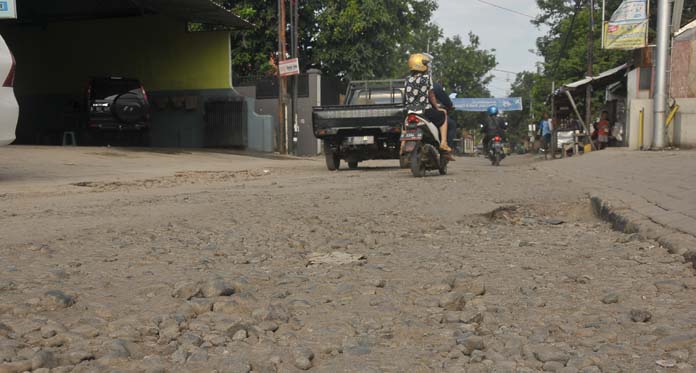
[1,15,231,95]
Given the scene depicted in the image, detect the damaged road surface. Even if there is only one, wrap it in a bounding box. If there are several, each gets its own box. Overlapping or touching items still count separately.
[1,150,695,372]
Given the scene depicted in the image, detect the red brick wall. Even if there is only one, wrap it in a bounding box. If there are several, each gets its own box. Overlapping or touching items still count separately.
[671,40,696,98]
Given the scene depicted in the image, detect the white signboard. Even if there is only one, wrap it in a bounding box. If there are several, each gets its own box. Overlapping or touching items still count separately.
[603,0,648,50]
[610,0,647,23]
[0,0,17,19]
[278,58,300,77]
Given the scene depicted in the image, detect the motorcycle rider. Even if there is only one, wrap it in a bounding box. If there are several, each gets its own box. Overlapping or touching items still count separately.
[433,81,458,150]
[404,53,454,160]
[481,105,506,156]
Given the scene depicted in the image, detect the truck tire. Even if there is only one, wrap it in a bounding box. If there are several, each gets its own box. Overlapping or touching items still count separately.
[348,161,358,169]
[325,149,340,171]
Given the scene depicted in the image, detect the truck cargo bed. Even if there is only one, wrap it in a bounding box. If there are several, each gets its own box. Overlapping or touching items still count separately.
[312,103,405,137]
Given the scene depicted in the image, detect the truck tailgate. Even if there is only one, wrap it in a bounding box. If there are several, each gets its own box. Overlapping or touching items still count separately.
[312,104,405,137]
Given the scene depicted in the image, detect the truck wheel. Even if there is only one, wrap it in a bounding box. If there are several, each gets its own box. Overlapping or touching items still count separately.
[325,150,340,171]
[348,161,358,169]
[410,146,425,178]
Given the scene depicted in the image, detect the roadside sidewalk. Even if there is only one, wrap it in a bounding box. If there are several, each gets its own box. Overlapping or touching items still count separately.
[539,149,696,262]
[0,145,316,194]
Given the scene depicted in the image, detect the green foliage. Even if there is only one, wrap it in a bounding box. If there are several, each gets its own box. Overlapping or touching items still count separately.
[432,34,497,132]
[507,71,542,140]
[434,34,496,98]
[221,0,497,89]
[222,0,282,77]
[518,0,660,126]
[312,0,438,80]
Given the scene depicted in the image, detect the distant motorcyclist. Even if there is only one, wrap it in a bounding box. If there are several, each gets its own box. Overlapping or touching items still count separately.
[481,105,506,155]
[404,53,454,160]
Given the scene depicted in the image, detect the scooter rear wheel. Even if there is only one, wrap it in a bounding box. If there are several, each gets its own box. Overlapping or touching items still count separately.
[410,146,426,177]
[439,156,448,175]
[399,154,410,169]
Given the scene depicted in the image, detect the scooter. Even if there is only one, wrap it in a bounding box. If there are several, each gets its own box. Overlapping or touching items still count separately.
[400,112,449,177]
[488,135,505,166]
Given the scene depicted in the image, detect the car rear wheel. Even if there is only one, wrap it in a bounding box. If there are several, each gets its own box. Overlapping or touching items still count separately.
[348,161,358,169]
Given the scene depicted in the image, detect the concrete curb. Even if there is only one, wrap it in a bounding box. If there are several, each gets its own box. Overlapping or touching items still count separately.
[590,194,696,271]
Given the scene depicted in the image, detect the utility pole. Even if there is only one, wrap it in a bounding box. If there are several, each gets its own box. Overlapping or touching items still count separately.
[652,0,672,149]
[290,0,299,155]
[277,0,288,154]
[585,0,594,132]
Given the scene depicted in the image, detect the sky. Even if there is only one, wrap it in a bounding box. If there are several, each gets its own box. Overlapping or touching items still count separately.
[433,0,548,98]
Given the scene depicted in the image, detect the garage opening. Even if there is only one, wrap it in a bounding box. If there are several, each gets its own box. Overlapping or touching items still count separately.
[0,0,258,148]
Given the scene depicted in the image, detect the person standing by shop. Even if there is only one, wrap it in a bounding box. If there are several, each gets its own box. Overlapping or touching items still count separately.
[597,111,610,150]
[539,112,552,153]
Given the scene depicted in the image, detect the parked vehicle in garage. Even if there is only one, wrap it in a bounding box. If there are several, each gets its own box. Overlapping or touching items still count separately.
[312,80,405,170]
[0,34,18,146]
[81,76,151,146]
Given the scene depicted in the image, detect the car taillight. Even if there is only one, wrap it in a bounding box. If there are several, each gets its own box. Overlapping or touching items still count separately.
[407,114,420,123]
[3,52,15,87]
[494,136,501,142]
[141,85,149,104]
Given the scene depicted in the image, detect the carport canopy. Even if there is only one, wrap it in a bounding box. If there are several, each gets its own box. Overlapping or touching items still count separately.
[8,0,252,29]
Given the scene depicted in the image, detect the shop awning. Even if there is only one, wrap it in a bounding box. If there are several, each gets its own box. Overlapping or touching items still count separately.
[4,0,252,29]
[561,64,629,93]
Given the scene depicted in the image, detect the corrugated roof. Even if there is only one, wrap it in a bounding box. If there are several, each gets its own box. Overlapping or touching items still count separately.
[562,64,629,92]
[3,0,252,29]
[675,19,696,39]
[145,0,253,29]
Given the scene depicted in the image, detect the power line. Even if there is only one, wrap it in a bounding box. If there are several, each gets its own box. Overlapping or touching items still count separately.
[492,68,520,75]
[551,0,582,78]
[476,0,535,19]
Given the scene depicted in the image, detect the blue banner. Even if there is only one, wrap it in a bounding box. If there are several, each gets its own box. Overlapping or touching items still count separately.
[452,97,523,112]
[0,0,16,19]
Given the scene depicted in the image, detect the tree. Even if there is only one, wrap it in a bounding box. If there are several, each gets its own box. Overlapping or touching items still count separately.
[434,33,496,98]
[528,0,635,123]
[311,0,438,80]
[221,0,498,108]
[507,71,542,140]
[430,34,497,131]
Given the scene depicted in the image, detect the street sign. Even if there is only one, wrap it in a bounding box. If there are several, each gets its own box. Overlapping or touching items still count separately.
[279,58,300,77]
[452,97,523,112]
[0,0,17,19]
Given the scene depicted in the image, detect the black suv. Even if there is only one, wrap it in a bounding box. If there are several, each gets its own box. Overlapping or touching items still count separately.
[81,76,151,146]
